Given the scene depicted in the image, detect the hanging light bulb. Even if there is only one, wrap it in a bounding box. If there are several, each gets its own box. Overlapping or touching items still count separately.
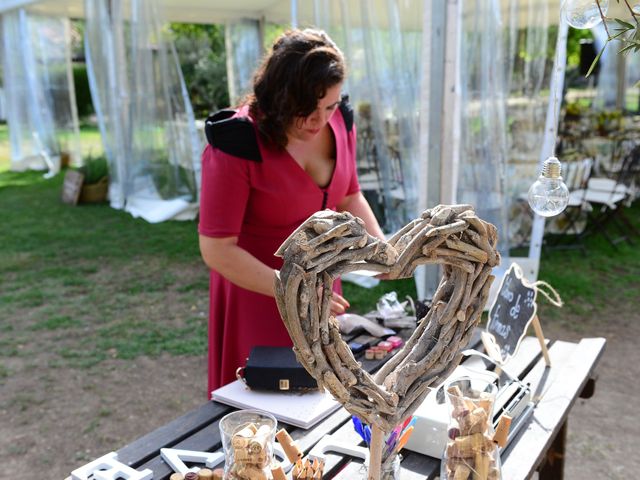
[528,156,570,217]
[561,0,609,29]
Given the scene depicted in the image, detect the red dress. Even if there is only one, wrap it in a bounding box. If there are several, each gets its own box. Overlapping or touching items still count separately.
[198,105,360,395]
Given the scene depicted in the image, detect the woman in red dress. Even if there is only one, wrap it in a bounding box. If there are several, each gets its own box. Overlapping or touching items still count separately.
[198,29,385,395]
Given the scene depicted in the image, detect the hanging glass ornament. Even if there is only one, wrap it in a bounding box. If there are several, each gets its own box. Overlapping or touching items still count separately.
[561,0,609,29]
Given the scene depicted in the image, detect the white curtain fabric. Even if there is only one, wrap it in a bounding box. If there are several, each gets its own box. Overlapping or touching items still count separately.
[457,0,510,256]
[225,19,262,106]
[457,0,560,253]
[314,0,422,233]
[84,0,129,208]
[84,0,201,222]
[503,0,557,249]
[593,23,618,109]
[1,10,80,175]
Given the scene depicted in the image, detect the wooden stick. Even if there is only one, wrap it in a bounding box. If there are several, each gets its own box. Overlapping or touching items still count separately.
[531,315,551,366]
[368,424,384,480]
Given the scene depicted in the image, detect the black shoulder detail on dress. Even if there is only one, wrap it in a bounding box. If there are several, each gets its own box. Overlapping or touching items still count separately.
[204,109,262,162]
[339,94,354,132]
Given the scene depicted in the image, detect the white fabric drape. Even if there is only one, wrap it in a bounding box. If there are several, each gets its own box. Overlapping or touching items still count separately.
[1,10,80,175]
[314,0,422,233]
[503,0,557,250]
[593,23,618,109]
[84,0,201,222]
[457,0,510,256]
[225,19,262,106]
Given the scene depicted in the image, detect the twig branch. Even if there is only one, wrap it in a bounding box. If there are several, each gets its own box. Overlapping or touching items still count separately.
[596,0,612,38]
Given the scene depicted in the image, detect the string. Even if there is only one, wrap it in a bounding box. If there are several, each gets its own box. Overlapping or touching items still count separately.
[532,280,564,307]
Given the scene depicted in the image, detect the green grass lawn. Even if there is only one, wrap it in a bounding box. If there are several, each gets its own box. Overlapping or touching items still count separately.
[0,168,638,372]
[0,171,206,369]
[0,123,10,171]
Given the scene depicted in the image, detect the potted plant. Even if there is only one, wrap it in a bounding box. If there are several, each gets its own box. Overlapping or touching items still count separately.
[78,154,109,203]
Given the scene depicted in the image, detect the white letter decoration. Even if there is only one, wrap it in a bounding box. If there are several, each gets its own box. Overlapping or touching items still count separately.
[71,452,152,480]
[160,448,224,474]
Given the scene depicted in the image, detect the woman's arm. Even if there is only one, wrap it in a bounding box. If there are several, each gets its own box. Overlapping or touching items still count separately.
[199,235,350,313]
[337,191,386,240]
[199,235,276,297]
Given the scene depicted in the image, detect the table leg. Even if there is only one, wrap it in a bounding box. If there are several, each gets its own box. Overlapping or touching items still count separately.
[538,420,567,480]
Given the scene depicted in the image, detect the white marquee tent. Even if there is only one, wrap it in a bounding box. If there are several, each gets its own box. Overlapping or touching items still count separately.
[1,0,636,298]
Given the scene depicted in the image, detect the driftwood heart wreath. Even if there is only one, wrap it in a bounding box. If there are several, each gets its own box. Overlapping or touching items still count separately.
[274,204,499,479]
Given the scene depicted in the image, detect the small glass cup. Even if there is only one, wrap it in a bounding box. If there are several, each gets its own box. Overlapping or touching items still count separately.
[381,453,402,479]
[219,409,277,480]
[440,376,502,480]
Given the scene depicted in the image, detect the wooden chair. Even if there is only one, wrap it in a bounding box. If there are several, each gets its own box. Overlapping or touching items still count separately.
[544,158,594,252]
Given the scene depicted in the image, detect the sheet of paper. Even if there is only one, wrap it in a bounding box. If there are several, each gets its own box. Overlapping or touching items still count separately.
[211,381,341,429]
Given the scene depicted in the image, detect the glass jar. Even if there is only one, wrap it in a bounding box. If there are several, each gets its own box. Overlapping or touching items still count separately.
[219,409,277,480]
[381,453,402,480]
[440,377,502,480]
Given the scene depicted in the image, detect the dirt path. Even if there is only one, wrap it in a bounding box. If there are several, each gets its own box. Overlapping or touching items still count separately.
[1,302,637,479]
[540,302,640,480]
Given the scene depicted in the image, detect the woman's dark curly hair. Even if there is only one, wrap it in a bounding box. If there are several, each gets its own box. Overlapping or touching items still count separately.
[246,29,346,148]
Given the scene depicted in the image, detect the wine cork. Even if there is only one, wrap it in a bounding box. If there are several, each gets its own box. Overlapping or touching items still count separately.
[248,424,272,454]
[234,448,268,466]
[492,414,512,448]
[198,468,214,480]
[487,466,500,480]
[453,463,472,480]
[271,463,287,480]
[454,433,492,457]
[236,465,268,480]
[169,474,184,480]
[460,407,488,435]
[275,428,303,463]
[212,468,225,480]
[476,393,493,416]
[232,423,258,449]
[184,472,199,480]
[448,386,477,414]
[474,452,490,480]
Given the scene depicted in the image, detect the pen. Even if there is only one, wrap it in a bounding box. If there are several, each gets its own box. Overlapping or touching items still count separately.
[394,426,414,453]
[351,416,370,446]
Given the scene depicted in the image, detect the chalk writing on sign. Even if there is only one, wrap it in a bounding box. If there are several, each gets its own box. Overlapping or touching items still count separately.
[485,263,537,362]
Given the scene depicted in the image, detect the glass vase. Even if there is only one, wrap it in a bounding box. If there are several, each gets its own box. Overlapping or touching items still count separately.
[440,377,502,480]
[381,453,402,480]
[219,409,277,480]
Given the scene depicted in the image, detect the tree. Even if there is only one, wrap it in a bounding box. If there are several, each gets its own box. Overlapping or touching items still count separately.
[170,23,229,118]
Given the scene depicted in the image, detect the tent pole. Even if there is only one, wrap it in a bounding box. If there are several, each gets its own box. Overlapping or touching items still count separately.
[528,18,569,269]
[415,0,459,301]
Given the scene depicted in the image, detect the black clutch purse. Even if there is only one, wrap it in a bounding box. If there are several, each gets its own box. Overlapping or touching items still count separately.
[237,346,318,391]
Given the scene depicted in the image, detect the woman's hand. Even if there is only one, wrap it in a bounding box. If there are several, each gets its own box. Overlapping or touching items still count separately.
[330,292,350,315]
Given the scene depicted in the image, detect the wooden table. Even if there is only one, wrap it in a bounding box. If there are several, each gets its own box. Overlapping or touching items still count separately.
[84,334,605,480]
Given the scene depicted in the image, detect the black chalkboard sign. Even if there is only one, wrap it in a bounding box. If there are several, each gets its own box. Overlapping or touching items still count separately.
[484,263,538,363]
